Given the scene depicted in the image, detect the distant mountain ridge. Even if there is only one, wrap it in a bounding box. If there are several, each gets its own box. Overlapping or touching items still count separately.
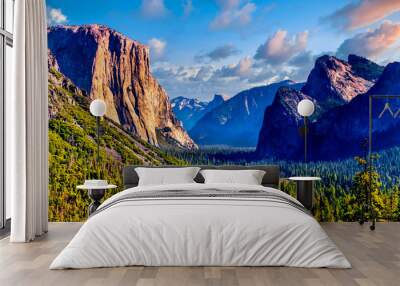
[190,80,304,147]
[171,94,226,130]
[48,24,196,150]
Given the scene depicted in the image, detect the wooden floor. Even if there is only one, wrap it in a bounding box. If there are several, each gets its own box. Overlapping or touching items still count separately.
[0,222,399,286]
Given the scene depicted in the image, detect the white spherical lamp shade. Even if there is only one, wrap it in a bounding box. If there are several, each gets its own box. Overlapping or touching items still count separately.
[90,99,106,117]
[297,99,315,117]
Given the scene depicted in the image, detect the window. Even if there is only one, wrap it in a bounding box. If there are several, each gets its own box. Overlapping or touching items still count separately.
[0,0,14,231]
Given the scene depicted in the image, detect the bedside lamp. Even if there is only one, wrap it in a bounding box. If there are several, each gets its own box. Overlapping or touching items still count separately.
[297,99,315,163]
[90,99,106,165]
[79,99,112,216]
[292,99,319,210]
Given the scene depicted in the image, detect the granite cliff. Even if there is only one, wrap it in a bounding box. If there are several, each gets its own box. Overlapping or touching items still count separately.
[256,87,317,160]
[256,55,386,160]
[301,55,372,109]
[48,24,196,149]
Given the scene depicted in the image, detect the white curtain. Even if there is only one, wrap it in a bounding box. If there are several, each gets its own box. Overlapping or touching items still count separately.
[7,0,49,242]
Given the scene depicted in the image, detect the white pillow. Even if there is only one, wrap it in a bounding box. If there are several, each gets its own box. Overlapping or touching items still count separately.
[135,167,200,186]
[200,169,266,185]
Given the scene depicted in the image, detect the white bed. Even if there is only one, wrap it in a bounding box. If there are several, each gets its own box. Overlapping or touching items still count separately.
[50,183,351,269]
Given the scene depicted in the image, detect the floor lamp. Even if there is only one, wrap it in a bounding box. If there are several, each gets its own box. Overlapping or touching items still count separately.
[82,99,113,215]
[297,99,315,164]
[289,99,317,210]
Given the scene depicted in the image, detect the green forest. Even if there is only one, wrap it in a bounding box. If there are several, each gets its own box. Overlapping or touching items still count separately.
[48,67,400,223]
[166,146,400,222]
[48,68,184,221]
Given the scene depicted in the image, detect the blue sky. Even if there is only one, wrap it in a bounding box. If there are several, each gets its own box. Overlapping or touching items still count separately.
[47,0,400,100]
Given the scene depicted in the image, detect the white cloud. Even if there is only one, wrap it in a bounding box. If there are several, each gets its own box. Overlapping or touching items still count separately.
[191,66,214,82]
[336,20,400,59]
[148,38,167,60]
[151,55,307,100]
[47,8,67,25]
[286,51,318,82]
[141,0,168,19]
[210,1,256,30]
[152,61,256,100]
[323,0,400,31]
[254,30,309,65]
[214,57,253,78]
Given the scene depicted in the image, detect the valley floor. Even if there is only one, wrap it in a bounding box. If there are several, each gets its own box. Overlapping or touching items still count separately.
[0,222,399,286]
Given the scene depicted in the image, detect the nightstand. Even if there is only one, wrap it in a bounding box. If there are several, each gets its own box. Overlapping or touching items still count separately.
[288,177,321,210]
[77,184,117,216]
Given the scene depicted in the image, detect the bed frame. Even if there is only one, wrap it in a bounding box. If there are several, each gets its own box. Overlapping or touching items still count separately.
[123,165,280,190]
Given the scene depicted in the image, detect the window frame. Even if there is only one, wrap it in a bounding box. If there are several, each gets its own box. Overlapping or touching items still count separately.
[0,0,13,232]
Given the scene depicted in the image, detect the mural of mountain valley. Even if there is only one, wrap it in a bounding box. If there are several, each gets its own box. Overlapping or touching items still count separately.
[47,24,400,223]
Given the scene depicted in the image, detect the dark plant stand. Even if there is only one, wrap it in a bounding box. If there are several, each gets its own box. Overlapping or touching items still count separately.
[77,184,117,216]
[289,177,321,210]
[88,189,106,215]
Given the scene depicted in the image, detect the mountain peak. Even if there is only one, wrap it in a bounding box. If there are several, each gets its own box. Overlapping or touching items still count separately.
[301,54,372,107]
[348,54,384,82]
[48,24,138,43]
[211,94,227,104]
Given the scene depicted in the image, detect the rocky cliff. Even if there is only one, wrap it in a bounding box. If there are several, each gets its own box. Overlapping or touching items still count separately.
[257,56,388,160]
[301,55,372,109]
[48,24,196,149]
[47,53,186,220]
[309,61,400,160]
[256,54,400,161]
[256,87,317,160]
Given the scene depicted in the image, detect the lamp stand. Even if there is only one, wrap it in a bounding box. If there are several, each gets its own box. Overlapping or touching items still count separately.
[96,116,100,165]
[303,116,308,176]
[304,116,307,163]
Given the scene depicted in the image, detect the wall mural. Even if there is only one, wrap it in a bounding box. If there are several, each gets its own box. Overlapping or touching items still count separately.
[46,0,400,222]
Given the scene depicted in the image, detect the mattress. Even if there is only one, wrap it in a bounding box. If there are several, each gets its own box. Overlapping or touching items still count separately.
[50,183,351,269]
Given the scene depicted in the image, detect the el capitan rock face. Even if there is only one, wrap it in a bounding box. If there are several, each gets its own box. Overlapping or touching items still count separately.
[301,55,372,109]
[171,94,226,130]
[48,24,196,149]
[189,80,303,147]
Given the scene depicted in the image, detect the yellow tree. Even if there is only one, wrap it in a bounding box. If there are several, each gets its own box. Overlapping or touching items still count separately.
[352,154,384,226]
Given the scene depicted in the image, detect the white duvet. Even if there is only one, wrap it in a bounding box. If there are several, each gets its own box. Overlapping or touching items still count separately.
[50,183,351,269]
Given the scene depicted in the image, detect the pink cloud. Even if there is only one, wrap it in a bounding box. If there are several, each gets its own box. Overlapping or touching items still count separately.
[214,57,253,78]
[254,30,309,64]
[324,0,400,30]
[337,20,400,59]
